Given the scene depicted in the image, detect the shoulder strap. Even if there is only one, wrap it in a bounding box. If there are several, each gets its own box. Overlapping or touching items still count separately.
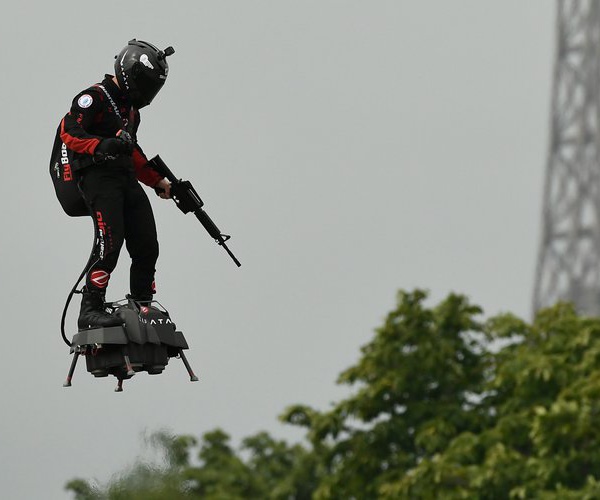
[97,83,123,121]
[96,84,123,121]
[95,84,136,136]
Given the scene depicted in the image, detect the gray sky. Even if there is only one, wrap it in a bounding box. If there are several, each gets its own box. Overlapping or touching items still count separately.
[0,1,554,498]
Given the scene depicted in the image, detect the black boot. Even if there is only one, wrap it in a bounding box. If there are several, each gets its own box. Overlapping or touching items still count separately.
[78,288,123,330]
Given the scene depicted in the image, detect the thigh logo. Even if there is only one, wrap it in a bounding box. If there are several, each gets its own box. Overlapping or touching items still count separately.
[96,211,107,259]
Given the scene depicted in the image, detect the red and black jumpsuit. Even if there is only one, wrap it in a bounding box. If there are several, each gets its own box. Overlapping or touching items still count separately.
[58,74,163,299]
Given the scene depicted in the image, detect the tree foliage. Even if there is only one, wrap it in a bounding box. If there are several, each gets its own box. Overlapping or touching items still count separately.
[66,428,316,500]
[67,290,600,499]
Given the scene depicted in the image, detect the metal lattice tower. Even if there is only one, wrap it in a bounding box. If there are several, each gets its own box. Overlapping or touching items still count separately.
[533,0,600,316]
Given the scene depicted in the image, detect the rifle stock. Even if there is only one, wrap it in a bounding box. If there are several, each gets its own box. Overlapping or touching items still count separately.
[149,155,241,267]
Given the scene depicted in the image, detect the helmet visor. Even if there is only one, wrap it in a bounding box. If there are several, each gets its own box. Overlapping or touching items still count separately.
[134,72,166,107]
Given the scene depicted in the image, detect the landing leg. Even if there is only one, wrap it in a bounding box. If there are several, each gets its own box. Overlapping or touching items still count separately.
[63,352,80,387]
[115,378,124,392]
[123,355,135,377]
[178,349,199,382]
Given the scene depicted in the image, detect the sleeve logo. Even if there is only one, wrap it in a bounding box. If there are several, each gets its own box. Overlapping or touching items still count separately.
[78,94,93,109]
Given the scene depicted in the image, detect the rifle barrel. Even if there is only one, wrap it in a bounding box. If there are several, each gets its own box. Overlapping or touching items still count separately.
[222,241,242,267]
[194,210,241,267]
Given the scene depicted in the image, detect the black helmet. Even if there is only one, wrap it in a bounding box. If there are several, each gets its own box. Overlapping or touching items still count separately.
[114,39,174,108]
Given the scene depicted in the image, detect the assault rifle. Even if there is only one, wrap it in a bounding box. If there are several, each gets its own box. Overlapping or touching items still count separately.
[149,155,241,267]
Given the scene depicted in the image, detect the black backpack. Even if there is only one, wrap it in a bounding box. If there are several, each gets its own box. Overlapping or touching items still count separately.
[49,128,89,217]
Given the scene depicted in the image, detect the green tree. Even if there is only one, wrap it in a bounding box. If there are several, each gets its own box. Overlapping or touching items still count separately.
[280,289,489,499]
[382,303,600,499]
[66,431,196,500]
[181,429,316,499]
[66,428,315,500]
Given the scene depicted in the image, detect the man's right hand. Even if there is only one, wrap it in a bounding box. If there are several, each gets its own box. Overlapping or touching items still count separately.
[95,137,133,157]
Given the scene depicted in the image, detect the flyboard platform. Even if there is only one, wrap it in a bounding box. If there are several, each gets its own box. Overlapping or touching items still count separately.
[63,297,198,392]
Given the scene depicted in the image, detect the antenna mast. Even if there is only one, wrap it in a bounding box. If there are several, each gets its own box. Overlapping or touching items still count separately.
[533,0,600,315]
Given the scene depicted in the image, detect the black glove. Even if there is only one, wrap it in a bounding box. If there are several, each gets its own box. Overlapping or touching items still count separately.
[95,137,133,157]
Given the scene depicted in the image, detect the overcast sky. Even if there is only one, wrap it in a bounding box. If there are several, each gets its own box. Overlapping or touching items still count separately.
[0,1,555,498]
